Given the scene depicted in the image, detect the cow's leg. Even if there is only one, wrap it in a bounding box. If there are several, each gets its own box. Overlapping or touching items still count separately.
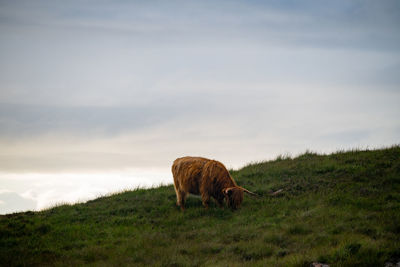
[201,193,210,209]
[216,196,224,208]
[173,185,180,207]
[173,176,181,207]
[179,191,187,211]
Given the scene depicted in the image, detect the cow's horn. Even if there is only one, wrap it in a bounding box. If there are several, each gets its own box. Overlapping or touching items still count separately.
[239,187,259,197]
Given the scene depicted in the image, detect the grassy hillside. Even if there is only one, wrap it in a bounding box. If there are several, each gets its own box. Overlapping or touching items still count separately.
[1,146,400,266]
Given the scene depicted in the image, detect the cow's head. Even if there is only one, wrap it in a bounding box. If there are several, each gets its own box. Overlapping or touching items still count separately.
[223,186,258,210]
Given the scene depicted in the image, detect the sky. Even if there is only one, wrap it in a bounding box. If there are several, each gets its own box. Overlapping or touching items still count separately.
[0,0,399,214]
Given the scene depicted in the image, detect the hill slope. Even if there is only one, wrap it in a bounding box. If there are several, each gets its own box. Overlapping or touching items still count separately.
[1,147,400,266]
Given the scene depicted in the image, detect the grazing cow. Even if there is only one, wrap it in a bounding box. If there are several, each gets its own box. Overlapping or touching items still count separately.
[172,156,257,210]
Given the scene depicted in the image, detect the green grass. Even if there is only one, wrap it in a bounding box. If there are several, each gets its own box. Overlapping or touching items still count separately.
[1,146,400,266]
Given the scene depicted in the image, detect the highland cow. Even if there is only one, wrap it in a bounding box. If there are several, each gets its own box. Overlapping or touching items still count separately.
[172,156,257,210]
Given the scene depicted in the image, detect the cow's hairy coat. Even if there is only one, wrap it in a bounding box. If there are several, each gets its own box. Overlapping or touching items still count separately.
[172,156,255,210]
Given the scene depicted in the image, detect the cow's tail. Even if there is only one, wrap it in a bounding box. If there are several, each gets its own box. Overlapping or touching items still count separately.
[172,160,181,190]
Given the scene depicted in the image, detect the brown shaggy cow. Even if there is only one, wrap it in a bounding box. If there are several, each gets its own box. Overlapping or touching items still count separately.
[172,156,257,210]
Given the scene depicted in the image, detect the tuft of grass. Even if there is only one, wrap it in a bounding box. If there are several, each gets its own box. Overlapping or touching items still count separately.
[0,146,399,266]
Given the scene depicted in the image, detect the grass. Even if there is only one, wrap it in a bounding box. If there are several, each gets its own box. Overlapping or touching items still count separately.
[1,146,400,266]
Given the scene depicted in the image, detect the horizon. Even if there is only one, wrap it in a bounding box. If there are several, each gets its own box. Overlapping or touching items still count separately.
[1,0,399,214]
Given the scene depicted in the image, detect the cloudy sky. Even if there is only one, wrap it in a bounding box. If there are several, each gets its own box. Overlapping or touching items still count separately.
[0,0,399,214]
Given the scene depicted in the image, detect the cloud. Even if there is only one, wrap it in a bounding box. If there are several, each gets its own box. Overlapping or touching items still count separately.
[0,171,170,213]
[0,192,37,214]
[0,84,398,174]
[1,0,399,51]
[1,1,399,110]
[0,103,184,137]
